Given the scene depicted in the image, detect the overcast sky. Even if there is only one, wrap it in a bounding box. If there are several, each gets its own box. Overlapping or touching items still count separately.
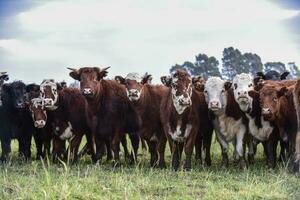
[0,0,300,84]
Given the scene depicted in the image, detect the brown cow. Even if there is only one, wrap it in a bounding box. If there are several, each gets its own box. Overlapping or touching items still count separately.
[258,82,297,168]
[293,79,300,172]
[160,70,200,170]
[191,76,213,166]
[68,67,141,165]
[115,73,168,168]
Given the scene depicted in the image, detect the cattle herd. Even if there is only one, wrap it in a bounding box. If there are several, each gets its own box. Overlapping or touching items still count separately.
[1,68,300,172]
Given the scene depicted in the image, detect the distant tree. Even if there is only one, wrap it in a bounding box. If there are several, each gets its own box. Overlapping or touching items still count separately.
[287,62,300,78]
[264,62,286,74]
[243,53,263,76]
[222,47,247,80]
[170,54,221,79]
[194,54,221,79]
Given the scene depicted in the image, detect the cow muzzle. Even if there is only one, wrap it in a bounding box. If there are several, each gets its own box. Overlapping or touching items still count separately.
[82,88,94,97]
[178,97,191,106]
[43,98,54,107]
[209,101,221,111]
[34,120,46,128]
[127,89,141,101]
[15,101,25,109]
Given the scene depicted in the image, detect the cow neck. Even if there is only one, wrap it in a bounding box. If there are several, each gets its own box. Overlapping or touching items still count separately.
[87,80,105,113]
[225,89,245,121]
[245,95,262,128]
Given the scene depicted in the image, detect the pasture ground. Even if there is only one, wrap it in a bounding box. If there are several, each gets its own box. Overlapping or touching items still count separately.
[0,138,299,200]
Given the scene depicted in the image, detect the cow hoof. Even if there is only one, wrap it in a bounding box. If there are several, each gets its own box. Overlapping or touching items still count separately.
[248,154,255,165]
[158,162,166,169]
[183,164,191,171]
[205,158,212,167]
[238,159,247,170]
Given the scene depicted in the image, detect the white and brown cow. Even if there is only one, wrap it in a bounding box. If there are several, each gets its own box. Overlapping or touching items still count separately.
[40,79,61,110]
[204,77,247,168]
[232,73,275,166]
[115,72,168,168]
[160,70,200,170]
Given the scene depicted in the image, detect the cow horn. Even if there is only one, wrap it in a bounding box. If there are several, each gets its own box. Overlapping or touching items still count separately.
[0,72,7,75]
[100,66,111,71]
[67,67,78,71]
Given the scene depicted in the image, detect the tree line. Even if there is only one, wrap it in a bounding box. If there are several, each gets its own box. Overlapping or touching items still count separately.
[170,47,300,80]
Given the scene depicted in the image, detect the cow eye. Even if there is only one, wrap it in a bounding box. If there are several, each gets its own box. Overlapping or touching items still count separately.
[234,83,237,89]
[273,97,277,102]
[221,89,225,93]
[204,90,208,94]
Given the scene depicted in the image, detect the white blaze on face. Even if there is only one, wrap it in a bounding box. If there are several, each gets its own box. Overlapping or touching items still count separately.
[232,73,253,112]
[40,79,58,110]
[125,73,142,101]
[59,121,73,140]
[204,77,227,113]
[171,78,192,115]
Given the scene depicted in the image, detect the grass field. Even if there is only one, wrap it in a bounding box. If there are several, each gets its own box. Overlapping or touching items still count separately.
[0,138,299,200]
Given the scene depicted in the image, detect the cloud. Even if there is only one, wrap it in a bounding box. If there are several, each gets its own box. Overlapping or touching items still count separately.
[0,0,299,83]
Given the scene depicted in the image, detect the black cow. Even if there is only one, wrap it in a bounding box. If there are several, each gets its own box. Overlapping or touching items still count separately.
[0,81,35,161]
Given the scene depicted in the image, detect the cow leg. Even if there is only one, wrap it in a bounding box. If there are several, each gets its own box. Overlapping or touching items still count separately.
[157,133,167,169]
[204,129,213,167]
[266,134,278,169]
[278,140,287,162]
[33,131,43,159]
[128,133,139,164]
[216,133,229,168]
[184,132,196,170]
[44,138,51,159]
[111,132,121,166]
[247,138,255,165]
[0,137,11,162]
[171,141,181,171]
[69,133,84,164]
[147,140,158,167]
[18,134,31,161]
[236,129,247,169]
[52,138,65,162]
[120,135,130,161]
[194,132,202,164]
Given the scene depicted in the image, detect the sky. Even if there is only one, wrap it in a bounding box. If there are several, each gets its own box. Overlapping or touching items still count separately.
[0,0,300,84]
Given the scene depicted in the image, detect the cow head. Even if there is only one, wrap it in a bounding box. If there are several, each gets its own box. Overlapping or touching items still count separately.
[161,70,192,114]
[232,73,254,112]
[115,73,152,101]
[68,67,110,99]
[4,81,27,109]
[204,77,231,114]
[40,79,61,110]
[259,85,287,121]
[52,119,74,140]
[0,72,9,106]
[192,76,205,92]
[29,98,47,128]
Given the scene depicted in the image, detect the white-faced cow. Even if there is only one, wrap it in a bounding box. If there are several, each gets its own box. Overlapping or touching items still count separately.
[160,70,201,170]
[115,72,168,168]
[204,77,247,168]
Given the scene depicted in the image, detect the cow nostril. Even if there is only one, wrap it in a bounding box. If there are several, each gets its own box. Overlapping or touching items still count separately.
[238,92,240,95]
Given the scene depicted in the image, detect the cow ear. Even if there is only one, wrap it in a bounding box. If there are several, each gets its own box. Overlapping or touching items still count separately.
[56,83,63,91]
[115,76,126,85]
[248,90,259,98]
[68,68,81,81]
[141,74,152,85]
[1,75,9,81]
[97,67,110,80]
[224,81,232,90]
[2,84,11,93]
[280,72,290,80]
[161,76,172,87]
[277,86,288,97]
[256,72,265,79]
